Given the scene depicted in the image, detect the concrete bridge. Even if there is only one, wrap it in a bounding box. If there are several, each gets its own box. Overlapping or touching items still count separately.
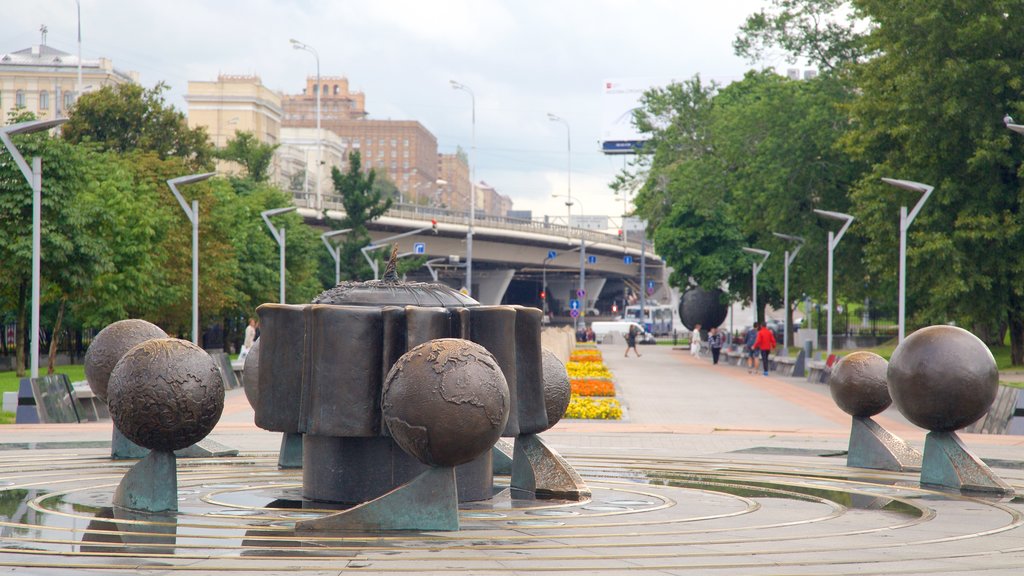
[299,202,669,318]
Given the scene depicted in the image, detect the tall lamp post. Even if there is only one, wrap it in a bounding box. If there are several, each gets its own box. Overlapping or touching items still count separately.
[771,232,805,352]
[813,209,854,357]
[547,113,572,228]
[741,247,771,326]
[553,194,587,329]
[881,178,934,343]
[167,172,216,345]
[321,228,352,286]
[0,118,67,378]
[291,39,321,215]
[262,207,297,303]
[450,80,475,297]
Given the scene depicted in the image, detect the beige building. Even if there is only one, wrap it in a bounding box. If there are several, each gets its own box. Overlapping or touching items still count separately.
[184,74,282,147]
[278,126,346,204]
[0,42,137,121]
[437,150,471,211]
[282,76,366,128]
[477,181,513,217]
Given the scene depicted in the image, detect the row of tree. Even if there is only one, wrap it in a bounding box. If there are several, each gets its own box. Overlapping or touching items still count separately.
[1,83,392,375]
[623,0,1024,363]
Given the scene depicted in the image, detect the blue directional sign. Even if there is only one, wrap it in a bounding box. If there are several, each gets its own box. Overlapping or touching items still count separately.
[547,250,557,259]
[569,299,580,310]
[624,255,633,264]
[588,255,597,264]
[647,280,655,289]
[570,309,580,318]
[413,242,426,255]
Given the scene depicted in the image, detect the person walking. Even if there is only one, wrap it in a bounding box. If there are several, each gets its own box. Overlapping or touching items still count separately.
[753,321,778,376]
[625,324,642,358]
[689,324,702,357]
[241,317,257,358]
[744,323,759,373]
[708,326,723,365]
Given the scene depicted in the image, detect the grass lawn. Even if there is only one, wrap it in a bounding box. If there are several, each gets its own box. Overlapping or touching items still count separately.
[0,365,87,395]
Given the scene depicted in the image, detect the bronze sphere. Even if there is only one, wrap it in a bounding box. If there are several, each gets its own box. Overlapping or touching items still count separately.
[382,339,509,467]
[542,348,571,430]
[84,319,167,401]
[829,351,891,418]
[887,325,997,432]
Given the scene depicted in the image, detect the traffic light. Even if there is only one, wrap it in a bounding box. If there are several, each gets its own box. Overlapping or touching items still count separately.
[539,290,546,300]
[431,219,438,234]
[617,229,623,241]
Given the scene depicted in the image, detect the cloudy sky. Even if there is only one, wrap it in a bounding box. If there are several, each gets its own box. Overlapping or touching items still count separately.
[4,0,790,222]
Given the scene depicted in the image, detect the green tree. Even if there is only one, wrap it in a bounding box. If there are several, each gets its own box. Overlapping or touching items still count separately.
[839,0,1024,360]
[215,131,279,182]
[62,82,213,171]
[326,151,393,281]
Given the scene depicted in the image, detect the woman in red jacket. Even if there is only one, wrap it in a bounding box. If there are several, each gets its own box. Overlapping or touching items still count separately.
[753,323,777,376]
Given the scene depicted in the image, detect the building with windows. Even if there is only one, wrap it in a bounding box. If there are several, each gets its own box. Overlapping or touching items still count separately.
[278,126,345,204]
[184,74,282,147]
[437,150,471,211]
[477,181,513,217]
[282,76,366,128]
[325,119,439,202]
[0,41,137,121]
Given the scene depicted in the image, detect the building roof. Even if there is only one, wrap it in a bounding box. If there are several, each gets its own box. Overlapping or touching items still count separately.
[0,44,136,83]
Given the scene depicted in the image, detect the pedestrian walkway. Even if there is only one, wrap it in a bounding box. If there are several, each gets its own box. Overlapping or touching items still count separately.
[0,344,1023,573]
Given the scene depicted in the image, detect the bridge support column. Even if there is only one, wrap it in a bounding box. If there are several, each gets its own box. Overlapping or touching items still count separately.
[584,278,607,311]
[474,269,515,306]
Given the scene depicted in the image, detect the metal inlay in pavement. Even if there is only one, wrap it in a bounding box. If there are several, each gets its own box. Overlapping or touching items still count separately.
[0,449,1022,574]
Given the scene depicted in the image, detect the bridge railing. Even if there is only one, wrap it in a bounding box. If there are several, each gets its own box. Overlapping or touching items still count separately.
[301,192,642,248]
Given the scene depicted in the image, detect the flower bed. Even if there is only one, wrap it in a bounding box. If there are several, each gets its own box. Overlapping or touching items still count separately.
[569,349,603,363]
[570,378,615,397]
[566,361,612,379]
[564,396,623,420]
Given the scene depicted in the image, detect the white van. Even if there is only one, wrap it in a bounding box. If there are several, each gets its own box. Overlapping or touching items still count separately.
[591,321,655,345]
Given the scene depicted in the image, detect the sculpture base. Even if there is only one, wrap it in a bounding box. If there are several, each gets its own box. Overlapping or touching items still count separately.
[278,432,303,469]
[111,428,239,460]
[113,449,178,512]
[492,438,514,476]
[847,416,922,472]
[511,434,590,500]
[302,435,493,504]
[921,431,1014,495]
[296,466,458,532]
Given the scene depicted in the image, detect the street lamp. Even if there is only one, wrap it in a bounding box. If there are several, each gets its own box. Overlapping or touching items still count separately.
[291,38,321,216]
[167,171,216,345]
[0,117,67,378]
[553,194,587,329]
[450,80,475,297]
[321,228,352,286]
[772,232,805,352]
[547,113,572,229]
[881,178,934,343]
[813,209,854,357]
[262,207,297,303]
[741,247,771,326]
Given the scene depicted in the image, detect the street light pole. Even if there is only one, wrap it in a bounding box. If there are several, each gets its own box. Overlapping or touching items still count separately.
[881,178,934,343]
[813,209,854,358]
[771,232,805,352]
[321,228,352,286]
[291,39,321,215]
[741,247,771,326]
[0,118,67,378]
[553,194,586,329]
[547,113,572,227]
[262,207,297,303]
[167,172,216,345]
[450,80,475,297]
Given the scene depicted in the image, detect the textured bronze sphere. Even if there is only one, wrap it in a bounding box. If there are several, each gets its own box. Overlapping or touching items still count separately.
[382,338,509,467]
[887,325,998,432]
[542,348,571,430]
[107,338,225,452]
[241,339,260,409]
[829,351,891,417]
[84,319,167,401]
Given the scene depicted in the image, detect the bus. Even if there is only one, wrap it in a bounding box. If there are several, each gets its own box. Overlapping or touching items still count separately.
[623,304,674,336]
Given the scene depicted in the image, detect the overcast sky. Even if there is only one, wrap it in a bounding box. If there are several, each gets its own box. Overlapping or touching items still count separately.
[3,1,789,222]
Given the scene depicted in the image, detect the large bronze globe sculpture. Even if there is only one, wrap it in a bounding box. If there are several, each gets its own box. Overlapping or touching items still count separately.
[679,287,728,332]
[887,325,997,432]
[84,319,168,401]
